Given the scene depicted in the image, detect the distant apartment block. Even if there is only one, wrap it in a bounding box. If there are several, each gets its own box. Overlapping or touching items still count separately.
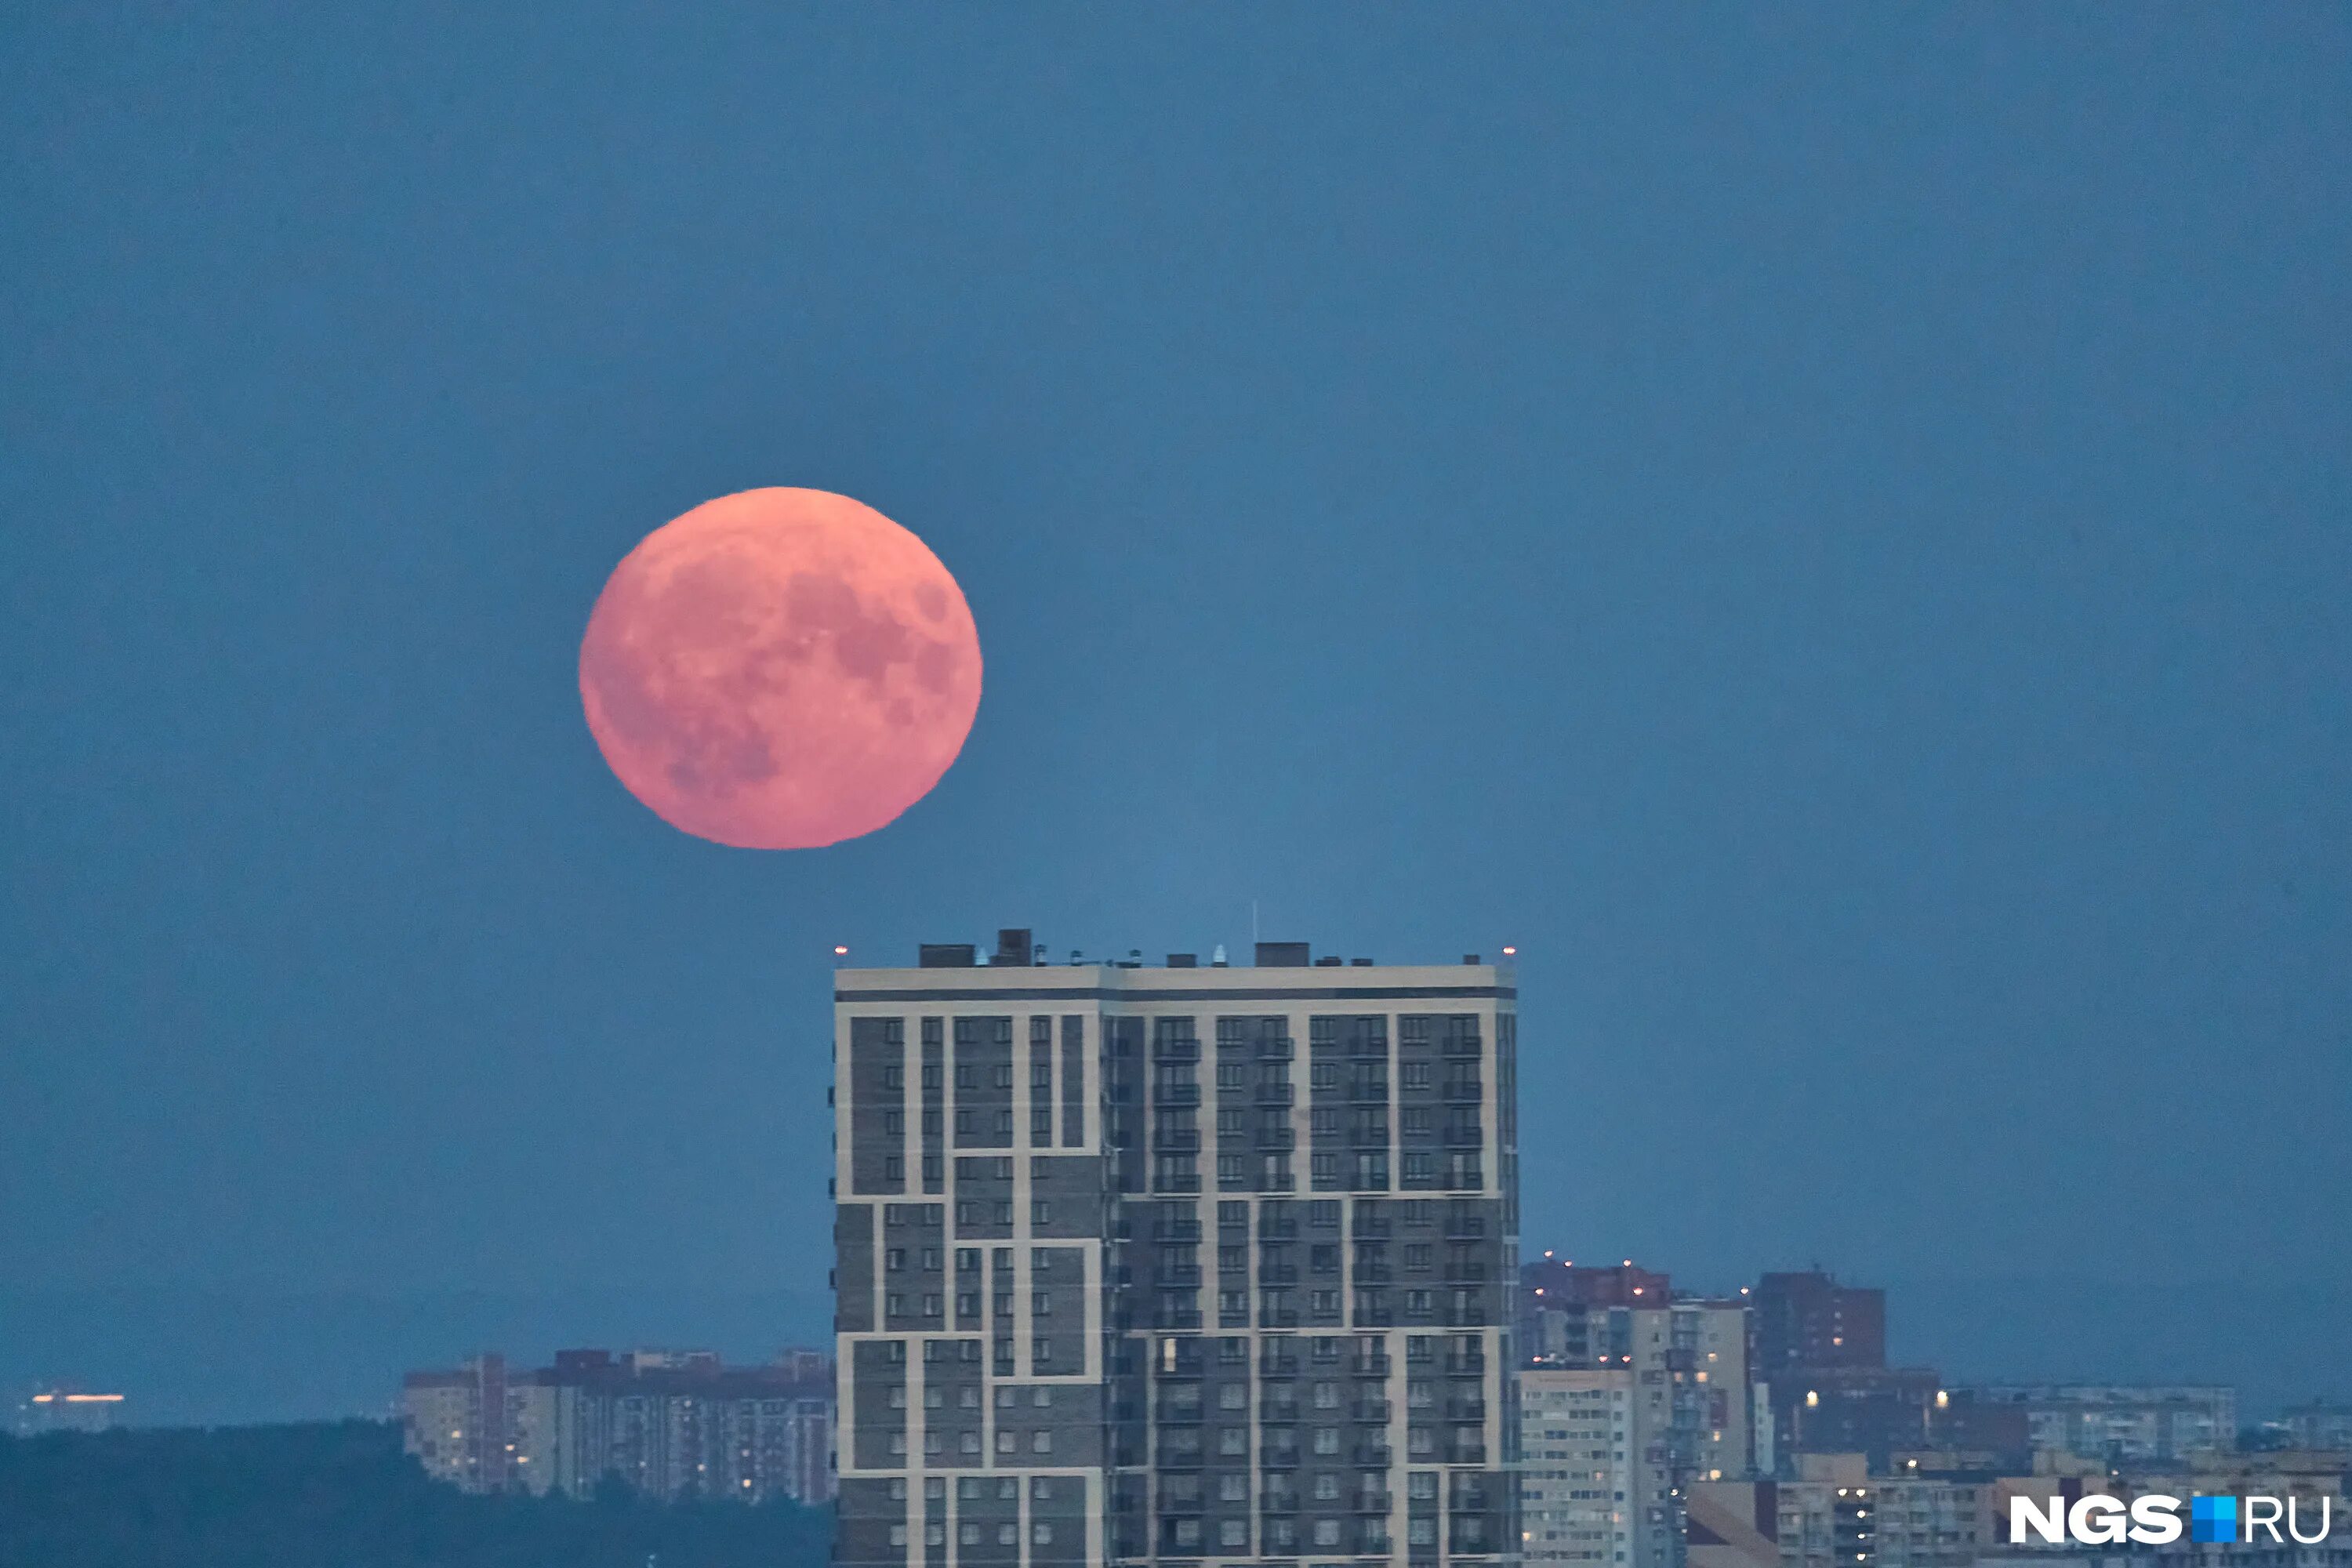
[833,931,1520,1568]
[12,1386,126,1436]
[1519,1367,1639,1568]
[1521,1260,1761,1568]
[1686,1454,2018,1568]
[1959,1384,2237,1465]
[1752,1274,1883,1376]
[2285,1402,2352,1453]
[400,1347,833,1503]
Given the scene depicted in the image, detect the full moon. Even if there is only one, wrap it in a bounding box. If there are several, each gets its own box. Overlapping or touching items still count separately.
[579,488,982,849]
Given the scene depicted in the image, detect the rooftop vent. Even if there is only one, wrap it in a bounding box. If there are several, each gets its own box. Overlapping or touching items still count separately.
[1313,956,1343,967]
[1461,953,1482,964]
[1167,953,1198,968]
[1349,957,1374,967]
[919,943,978,968]
[1254,941,1312,967]
[994,928,1034,966]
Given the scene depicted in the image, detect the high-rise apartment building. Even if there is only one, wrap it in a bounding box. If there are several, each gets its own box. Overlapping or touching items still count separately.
[1519,1368,1638,1568]
[833,933,1520,1568]
[1520,1265,1759,1568]
[1751,1274,1882,1377]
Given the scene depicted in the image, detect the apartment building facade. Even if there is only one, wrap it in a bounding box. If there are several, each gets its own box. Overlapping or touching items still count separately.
[401,1348,834,1503]
[1519,1368,1638,1568]
[1520,1267,1759,1568]
[833,934,1520,1568]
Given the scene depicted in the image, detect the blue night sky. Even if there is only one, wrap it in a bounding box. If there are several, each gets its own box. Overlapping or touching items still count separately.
[3,7,2346,1423]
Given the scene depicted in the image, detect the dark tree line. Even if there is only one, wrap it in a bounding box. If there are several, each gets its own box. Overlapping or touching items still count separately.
[0,1420,832,1568]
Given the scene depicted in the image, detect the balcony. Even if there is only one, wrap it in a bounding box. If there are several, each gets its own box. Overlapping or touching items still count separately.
[1154,1219,1203,1241]
[1443,1126,1482,1149]
[1155,1131,1201,1152]
[1256,1127,1297,1151]
[1260,1447,1300,1470]
[1155,1084,1201,1108]
[1254,1084,1295,1107]
[1354,1492,1394,1514]
[1259,1265,1299,1285]
[1154,1175,1203,1194]
[1442,1076,1482,1102]
[1448,1399,1488,1422]
[1153,1039,1201,1063]
[1159,1266,1203,1287]
[1352,1445,1393,1467]
[1443,1034,1481,1058]
[1354,1216,1392,1238]
[1448,1443,1489,1465]
[1259,1218,1298,1240]
[1254,1038,1295,1060]
[1352,1354,1393,1378]
[1354,1399,1392,1423]
[1354,1264,1392,1283]
[1447,1353,1486,1376]
[1348,1082,1390,1103]
[1443,1214,1486,1240]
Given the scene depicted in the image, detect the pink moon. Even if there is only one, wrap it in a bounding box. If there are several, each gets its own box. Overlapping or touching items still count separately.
[579,488,982,849]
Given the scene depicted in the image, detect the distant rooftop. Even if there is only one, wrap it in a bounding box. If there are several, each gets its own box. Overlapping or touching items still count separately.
[898,927,1504,971]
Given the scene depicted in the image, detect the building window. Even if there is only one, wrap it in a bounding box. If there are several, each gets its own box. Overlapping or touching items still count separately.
[1034,1523,1054,1545]
[1315,1519,1342,1547]
[889,1525,908,1547]
[1221,1520,1249,1548]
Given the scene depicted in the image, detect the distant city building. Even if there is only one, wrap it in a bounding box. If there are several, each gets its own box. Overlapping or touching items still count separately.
[13,1386,126,1436]
[1769,1367,1949,1472]
[1521,1260,1762,1568]
[400,1348,833,1504]
[2284,1401,2352,1454]
[1519,1367,1643,1568]
[1691,1447,2352,1568]
[1958,1384,2237,1465]
[1753,1272,1885,1375]
[1687,1453,2024,1568]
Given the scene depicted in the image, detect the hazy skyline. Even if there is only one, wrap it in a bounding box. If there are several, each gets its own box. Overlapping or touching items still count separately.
[3,7,2346,1423]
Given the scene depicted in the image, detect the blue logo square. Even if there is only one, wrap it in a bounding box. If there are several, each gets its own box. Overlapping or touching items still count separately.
[2191,1495,2238,1544]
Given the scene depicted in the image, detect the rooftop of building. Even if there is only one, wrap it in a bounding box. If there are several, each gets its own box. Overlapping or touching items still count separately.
[836,927,1517,983]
